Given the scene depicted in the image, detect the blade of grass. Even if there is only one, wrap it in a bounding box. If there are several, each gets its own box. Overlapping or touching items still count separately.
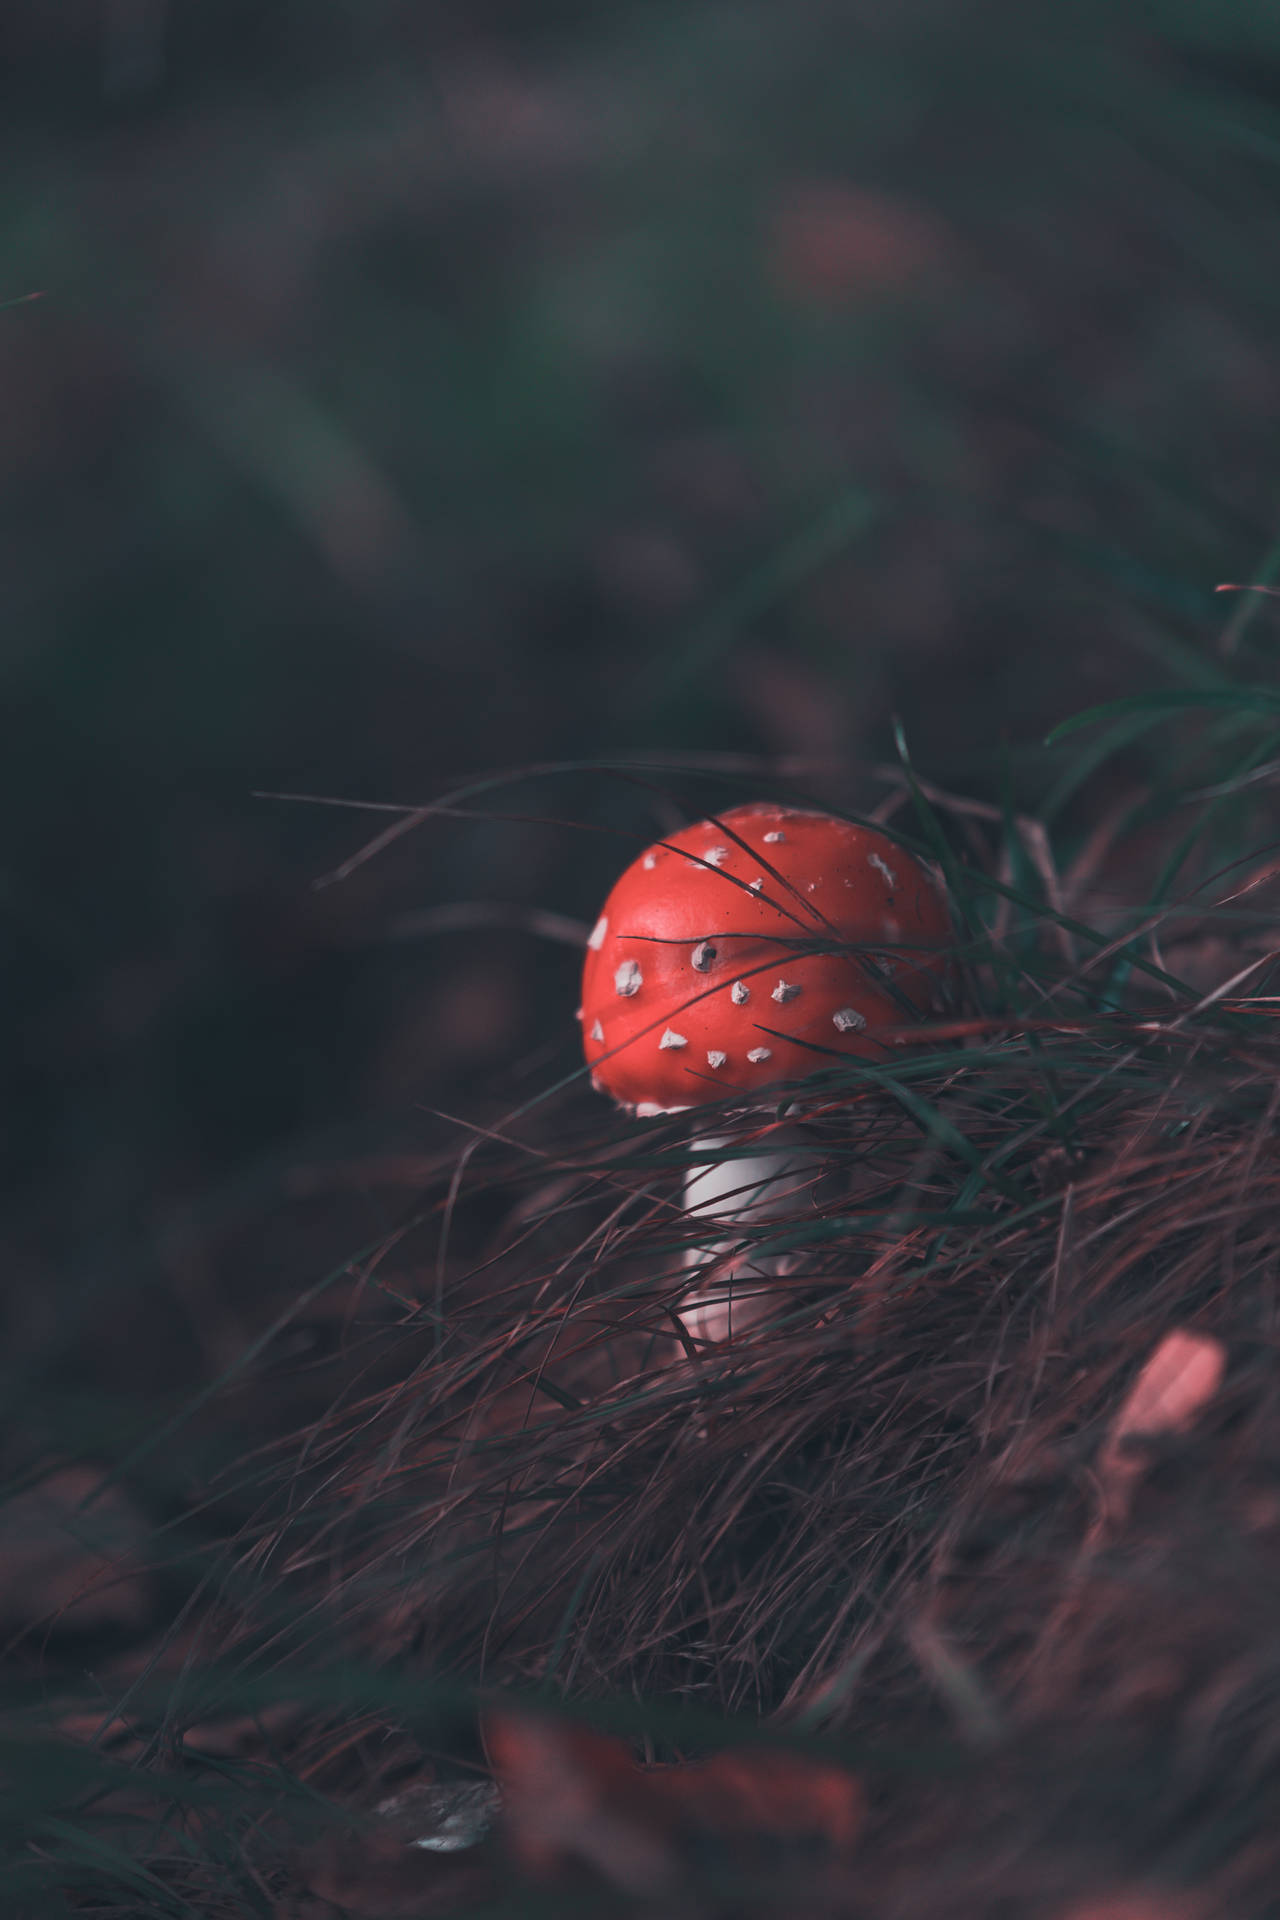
[1047,684,1280,746]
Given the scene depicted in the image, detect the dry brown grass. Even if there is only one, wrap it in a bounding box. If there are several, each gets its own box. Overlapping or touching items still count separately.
[14,776,1280,1916]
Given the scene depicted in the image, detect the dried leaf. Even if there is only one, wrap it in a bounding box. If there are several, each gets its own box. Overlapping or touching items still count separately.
[485,1712,680,1893]
[484,1709,863,1893]
[664,1746,864,1852]
[1098,1330,1226,1520]
[1103,1331,1226,1455]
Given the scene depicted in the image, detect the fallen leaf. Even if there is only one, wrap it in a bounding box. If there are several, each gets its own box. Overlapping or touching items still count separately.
[484,1709,863,1892]
[484,1713,679,1894]
[1098,1330,1226,1522]
[1101,1329,1226,1457]
[664,1745,864,1851]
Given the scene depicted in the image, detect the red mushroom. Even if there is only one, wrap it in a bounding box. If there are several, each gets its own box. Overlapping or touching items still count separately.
[580,803,953,1339]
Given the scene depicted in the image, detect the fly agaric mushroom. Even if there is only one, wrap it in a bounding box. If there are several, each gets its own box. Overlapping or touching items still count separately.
[580,803,953,1339]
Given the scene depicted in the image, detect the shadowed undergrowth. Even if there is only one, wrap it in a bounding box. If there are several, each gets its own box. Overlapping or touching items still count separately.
[8,749,1280,1916]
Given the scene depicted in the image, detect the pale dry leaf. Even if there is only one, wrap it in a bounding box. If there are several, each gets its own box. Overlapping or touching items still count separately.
[1098,1330,1226,1517]
[1105,1331,1226,1453]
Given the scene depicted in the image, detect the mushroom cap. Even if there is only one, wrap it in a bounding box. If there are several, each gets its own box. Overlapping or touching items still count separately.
[581,803,953,1114]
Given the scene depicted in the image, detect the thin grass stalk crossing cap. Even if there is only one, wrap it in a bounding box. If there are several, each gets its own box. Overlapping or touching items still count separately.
[580,803,953,1115]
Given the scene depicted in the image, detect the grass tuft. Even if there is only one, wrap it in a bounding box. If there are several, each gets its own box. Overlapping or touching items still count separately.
[9,749,1280,1913]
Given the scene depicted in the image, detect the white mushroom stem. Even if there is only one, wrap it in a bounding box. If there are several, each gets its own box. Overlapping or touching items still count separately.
[679,1131,817,1344]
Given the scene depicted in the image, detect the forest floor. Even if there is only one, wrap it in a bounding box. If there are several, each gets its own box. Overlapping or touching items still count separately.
[7,2,1280,1912]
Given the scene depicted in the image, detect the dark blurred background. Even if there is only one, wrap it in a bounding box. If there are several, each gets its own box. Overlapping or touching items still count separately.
[3,0,1280,1425]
